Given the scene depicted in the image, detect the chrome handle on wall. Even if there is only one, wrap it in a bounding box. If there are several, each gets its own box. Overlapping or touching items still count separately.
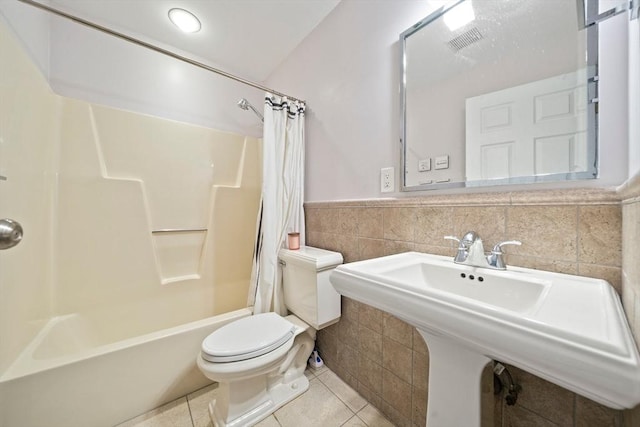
[151,228,207,234]
[0,219,23,249]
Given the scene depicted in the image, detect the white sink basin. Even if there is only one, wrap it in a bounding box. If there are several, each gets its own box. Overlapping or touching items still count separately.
[379,260,549,313]
[330,252,640,425]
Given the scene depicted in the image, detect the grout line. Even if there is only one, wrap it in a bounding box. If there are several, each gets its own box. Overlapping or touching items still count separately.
[410,347,416,427]
[185,396,197,427]
[272,412,283,427]
[339,414,358,426]
[576,206,581,266]
[317,368,362,415]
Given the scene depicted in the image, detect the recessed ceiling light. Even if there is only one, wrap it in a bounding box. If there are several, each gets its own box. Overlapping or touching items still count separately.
[168,8,201,33]
[443,1,475,32]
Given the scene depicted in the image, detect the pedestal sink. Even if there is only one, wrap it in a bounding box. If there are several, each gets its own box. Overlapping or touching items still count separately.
[329,252,640,426]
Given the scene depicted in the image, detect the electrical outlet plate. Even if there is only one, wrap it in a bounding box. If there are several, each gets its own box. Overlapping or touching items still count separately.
[418,158,431,172]
[435,155,449,170]
[381,167,394,193]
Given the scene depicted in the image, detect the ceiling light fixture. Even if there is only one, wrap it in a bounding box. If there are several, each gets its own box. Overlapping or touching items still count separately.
[168,8,201,33]
[443,1,475,32]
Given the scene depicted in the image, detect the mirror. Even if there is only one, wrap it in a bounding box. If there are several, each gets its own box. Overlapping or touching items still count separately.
[400,0,598,191]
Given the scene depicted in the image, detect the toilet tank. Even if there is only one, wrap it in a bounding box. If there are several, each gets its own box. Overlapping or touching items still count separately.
[279,246,343,330]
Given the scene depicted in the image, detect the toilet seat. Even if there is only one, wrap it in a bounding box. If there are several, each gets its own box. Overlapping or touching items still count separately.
[201,313,296,363]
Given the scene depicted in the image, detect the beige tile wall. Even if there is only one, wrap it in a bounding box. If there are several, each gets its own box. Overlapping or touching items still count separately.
[306,188,637,427]
[620,174,640,425]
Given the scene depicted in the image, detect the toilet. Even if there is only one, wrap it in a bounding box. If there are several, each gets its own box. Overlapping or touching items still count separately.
[197,246,343,427]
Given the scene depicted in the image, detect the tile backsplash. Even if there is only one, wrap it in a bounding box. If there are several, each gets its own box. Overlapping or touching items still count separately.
[306,186,638,427]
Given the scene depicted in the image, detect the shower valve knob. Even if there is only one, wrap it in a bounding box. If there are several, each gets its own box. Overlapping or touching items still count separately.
[0,218,23,250]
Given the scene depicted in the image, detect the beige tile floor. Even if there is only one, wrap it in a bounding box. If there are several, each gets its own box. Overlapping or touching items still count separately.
[115,366,394,427]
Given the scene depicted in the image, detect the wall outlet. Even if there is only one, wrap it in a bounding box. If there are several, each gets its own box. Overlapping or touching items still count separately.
[381,167,394,193]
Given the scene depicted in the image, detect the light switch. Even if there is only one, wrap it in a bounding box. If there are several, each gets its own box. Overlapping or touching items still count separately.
[435,155,449,170]
[418,158,431,172]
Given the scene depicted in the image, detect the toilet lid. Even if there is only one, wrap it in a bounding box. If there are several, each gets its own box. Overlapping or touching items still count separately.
[201,312,296,363]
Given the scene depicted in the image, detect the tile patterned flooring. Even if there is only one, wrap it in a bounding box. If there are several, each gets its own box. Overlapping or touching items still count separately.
[115,366,394,427]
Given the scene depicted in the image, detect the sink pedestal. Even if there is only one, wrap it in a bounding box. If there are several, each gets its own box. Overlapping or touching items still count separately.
[330,252,640,419]
[418,330,491,427]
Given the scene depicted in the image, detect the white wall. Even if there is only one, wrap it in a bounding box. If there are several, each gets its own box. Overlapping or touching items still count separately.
[0,0,266,139]
[0,0,50,78]
[599,12,629,183]
[48,15,265,138]
[267,0,630,201]
[266,0,435,201]
[630,14,640,179]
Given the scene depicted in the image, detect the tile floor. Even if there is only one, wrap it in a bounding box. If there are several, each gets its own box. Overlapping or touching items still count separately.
[115,366,394,427]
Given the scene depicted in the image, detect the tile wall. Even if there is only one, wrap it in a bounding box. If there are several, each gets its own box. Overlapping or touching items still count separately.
[305,187,637,427]
[620,174,640,426]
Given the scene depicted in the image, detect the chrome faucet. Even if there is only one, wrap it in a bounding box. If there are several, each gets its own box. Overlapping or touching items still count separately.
[444,231,521,270]
[444,231,481,264]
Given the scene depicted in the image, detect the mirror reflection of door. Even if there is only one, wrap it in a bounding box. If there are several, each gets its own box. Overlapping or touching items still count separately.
[465,71,588,182]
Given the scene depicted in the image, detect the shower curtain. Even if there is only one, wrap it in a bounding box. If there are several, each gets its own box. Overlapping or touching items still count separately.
[248,93,306,315]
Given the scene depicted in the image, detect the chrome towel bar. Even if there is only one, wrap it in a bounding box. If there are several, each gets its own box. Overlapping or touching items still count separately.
[151,228,207,234]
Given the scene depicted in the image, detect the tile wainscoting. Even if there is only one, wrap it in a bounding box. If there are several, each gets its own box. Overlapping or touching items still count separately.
[306,186,640,427]
[620,174,640,427]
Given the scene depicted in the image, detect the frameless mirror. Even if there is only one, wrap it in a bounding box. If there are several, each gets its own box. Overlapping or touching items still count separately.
[400,0,599,191]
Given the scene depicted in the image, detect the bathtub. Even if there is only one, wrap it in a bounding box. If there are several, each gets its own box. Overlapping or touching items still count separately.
[0,307,252,427]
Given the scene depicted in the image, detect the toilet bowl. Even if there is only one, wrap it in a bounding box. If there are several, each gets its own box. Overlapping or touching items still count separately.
[197,246,343,427]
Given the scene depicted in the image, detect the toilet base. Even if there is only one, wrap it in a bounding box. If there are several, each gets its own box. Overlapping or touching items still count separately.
[209,375,309,427]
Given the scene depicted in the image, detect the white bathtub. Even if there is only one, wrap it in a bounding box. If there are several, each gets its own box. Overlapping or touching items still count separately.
[0,308,251,427]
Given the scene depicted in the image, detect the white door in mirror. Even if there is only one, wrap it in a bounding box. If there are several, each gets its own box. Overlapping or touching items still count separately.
[465,71,587,181]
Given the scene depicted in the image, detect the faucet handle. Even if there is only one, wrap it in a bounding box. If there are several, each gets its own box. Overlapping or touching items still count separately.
[444,235,461,245]
[487,240,521,270]
[445,235,470,263]
[445,231,479,248]
[491,240,522,254]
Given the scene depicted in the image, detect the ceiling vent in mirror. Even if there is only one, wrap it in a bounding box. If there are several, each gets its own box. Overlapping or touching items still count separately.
[447,27,483,52]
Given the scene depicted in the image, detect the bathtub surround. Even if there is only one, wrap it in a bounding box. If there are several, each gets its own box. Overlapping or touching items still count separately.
[306,185,640,427]
[0,21,261,427]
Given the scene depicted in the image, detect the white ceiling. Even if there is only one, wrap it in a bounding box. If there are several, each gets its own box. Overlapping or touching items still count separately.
[48,0,341,82]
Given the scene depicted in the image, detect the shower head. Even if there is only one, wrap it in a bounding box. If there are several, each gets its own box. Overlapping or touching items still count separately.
[237,98,264,123]
[237,98,250,110]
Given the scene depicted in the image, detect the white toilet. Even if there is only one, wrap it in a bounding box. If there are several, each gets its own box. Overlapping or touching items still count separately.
[197,246,343,427]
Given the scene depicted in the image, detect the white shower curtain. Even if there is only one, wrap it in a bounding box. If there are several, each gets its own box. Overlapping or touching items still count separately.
[248,93,306,315]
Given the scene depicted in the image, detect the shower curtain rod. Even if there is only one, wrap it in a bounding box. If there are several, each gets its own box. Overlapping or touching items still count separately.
[17,0,305,104]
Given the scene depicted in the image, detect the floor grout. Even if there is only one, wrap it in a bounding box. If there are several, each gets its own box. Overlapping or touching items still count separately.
[118,366,392,427]
[185,391,194,427]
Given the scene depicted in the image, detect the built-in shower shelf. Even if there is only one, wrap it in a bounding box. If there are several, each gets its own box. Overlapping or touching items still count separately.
[151,228,208,284]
